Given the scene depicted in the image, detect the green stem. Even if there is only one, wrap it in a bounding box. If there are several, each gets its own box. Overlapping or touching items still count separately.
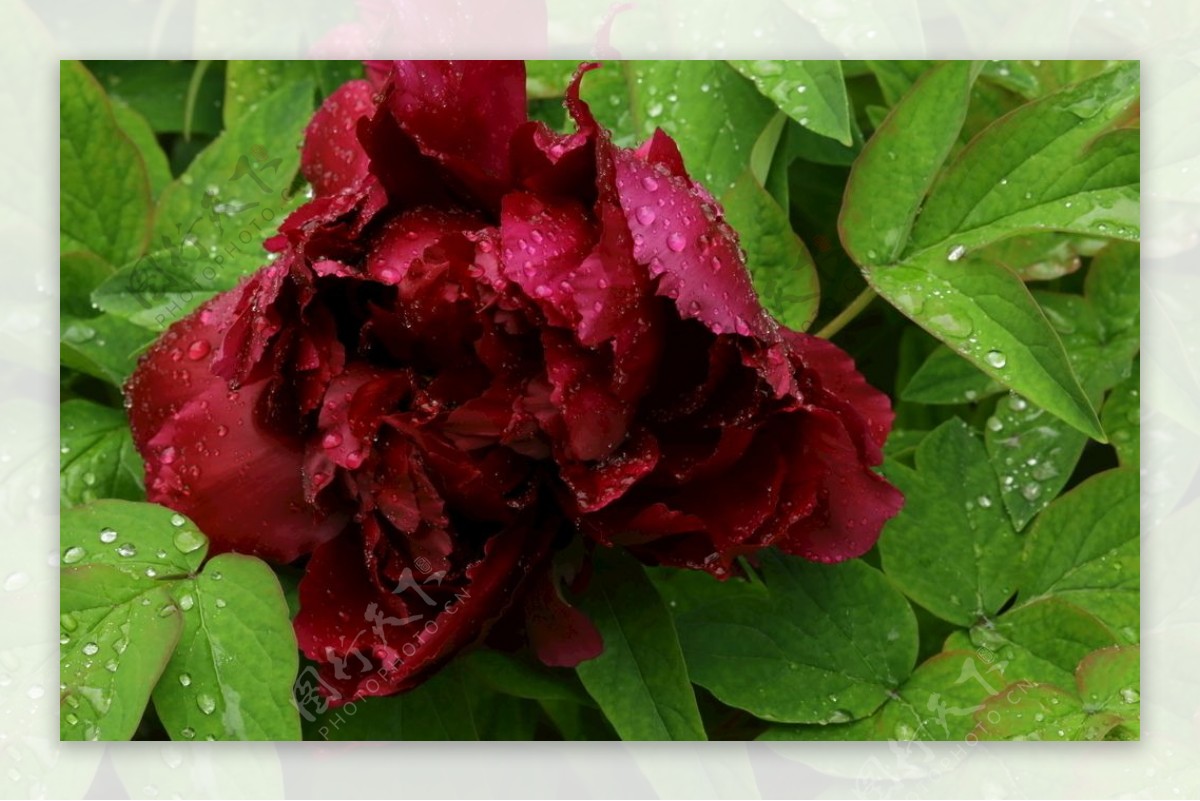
[182,59,211,142]
[814,287,877,340]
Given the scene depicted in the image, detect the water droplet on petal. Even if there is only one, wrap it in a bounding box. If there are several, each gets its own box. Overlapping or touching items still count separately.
[179,673,192,687]
[635,206,656,225]
[667,232,687,252]
[186,340,211,360]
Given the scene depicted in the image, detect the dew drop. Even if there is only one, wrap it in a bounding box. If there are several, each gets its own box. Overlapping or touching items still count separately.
[62,546,86,564]
[635,206,656,225]
[82,642,99,656]
[985,350,1007,369]
[641,175,659,192]
[667,232,687,252]
[181,727,196,740]
[977,495,993,509]
[179,673,192,687]
[321,431,343,449]
[947,244,967,262]
[1021,482,1042,501]
[178,593,195,611]
[173,529,205,554]
[170,513,187,528]
[186,340,211,360]
[99,527,118,544]
[116,543,137,558]
[1119,688,1139,704]
[197,694,217,715]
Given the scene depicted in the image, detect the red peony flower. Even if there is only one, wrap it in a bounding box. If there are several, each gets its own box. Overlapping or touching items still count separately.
[125,60,903,702]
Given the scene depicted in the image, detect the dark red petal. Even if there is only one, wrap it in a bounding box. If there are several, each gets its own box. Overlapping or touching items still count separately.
[785,330,894,462]
[294,514,556,701]
[126,292,345,563]
[378,60,527,207]
[777,408,904,563]
[614,146,775,340]
[301,79,376,197]
[523,567,602,668]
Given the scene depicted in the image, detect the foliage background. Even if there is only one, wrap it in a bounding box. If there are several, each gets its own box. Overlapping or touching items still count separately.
[59,59,1139,743]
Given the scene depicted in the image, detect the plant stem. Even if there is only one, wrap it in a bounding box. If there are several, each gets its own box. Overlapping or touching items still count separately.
[183,59,211,142]
[814,287,877,340]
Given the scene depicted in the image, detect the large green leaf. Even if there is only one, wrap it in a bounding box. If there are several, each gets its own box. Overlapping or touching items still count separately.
[60,564,182,741]
[1016,468,1139,643]
[878,418,1021,626]
[973,645,1138,741]
[676,552,918,725]
[840,61,979,266]
[721,169,819,331]
[729,60,852,145]
[460,649,593,706]
[60,401,143,507]
[843,62,1139,441]
[1102,371,1140,467]
[110,102,173,201]
[575,548,706,741]
[589,61,777,196]
[969,598,1119,688]
[303,662,481,741]
[910,63,1140,251]
[60,61,152,266]
[225,60,361,126]
[93,81,314,330]
[61,311,154,388]
[89,60,225,135]
[60,500,208,579]
[761,648,999,741]
[901,345,1005,405]
[152,554,301,741]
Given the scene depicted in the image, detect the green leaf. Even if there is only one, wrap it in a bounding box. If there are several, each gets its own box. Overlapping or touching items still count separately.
[526,60,582,98]
[902,345,1005,405]
[89,60,225,135]
[60,564,183,741]
[866,60,934,106]
[974,682,1121,741]
[152,554,301,741]
[840,61,979,266]
[1077,645,1140,737]
[843,61,1139,441]
[94,81,315,330]
[973,232,1101,282]
[983,390,1087,529]
[60,401,143,507]
[869,256,1105,440]
[575,548,706,741]
[303,662,480,741]
[676,552,918,725]
[110,102,172,201]
[60,61,152,266]
[1102,371,1140,466]
[587,61,776,195]
[1016,468,1139,643]
[61,311,155,387]
[721,169,819,331]
[729,60,852,145]
[910,63,1140,251]
[60,500,208,578]
[879,418,1020,626]
[225,61,348,126]
[460,649,592,706]
[971,597,1119,687]
[761,648,999,741]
